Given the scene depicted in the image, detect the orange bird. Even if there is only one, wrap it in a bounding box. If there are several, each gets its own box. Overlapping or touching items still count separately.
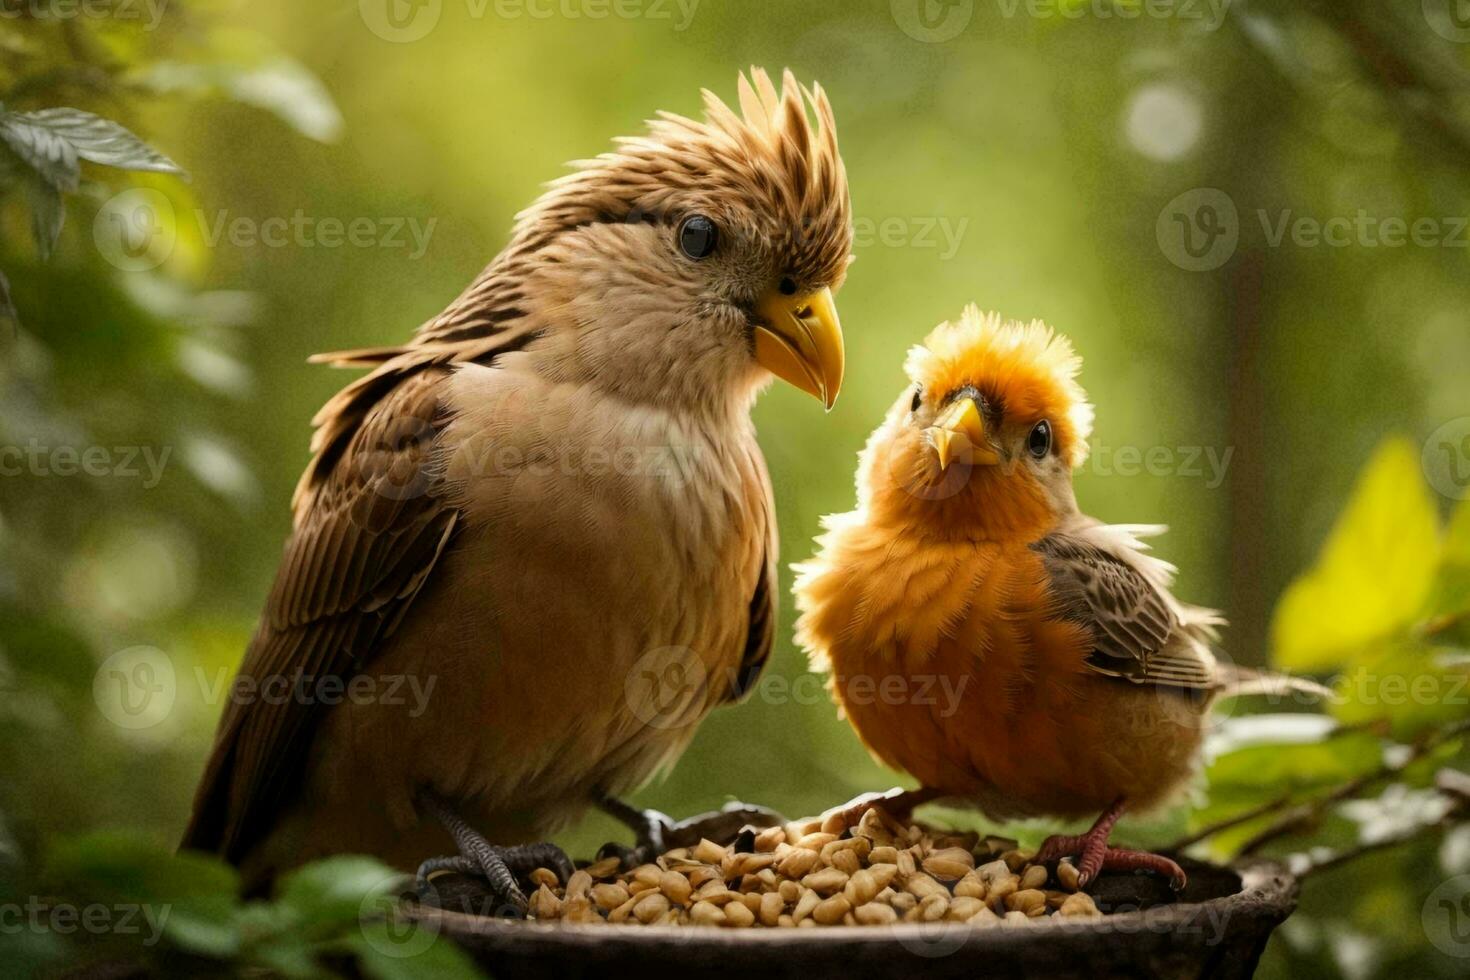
[794,307,1324,889]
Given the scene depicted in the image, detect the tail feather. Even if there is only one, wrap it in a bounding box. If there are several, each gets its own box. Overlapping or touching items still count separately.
[1220,664,1334,701]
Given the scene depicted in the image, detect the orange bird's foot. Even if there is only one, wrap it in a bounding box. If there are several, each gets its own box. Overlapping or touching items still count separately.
[821,786,945,832]
[1036,797,1187,892]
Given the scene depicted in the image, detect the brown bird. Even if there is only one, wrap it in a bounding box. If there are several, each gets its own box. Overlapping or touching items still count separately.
[182,69,852,908]
[794,308,1325,890]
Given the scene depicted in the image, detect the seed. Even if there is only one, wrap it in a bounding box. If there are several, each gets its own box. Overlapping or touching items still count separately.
[693,838,727,864]
[529,867,559,889]
[844,869,881,906]
[631,864,662,886]
[796,832,838,851]
[1005,889,1047,916]
[903,872,946,900]
[777,848,820,878]
[778,914,795,927]
[755,826,785,852]
[1020,865,1048,891]
[723,899,755,928]
[830,849,862,874]
[1056,859,1081,892]
[689,900,725,926]
[854,901,898,925]
[986,875,1018,911]
[687,866,722,888]
[976,859,1011,885]
[565,870,593,900]
[896,851,917,877]
[1002,910,1031,927]
[608,895,639,923]
[528,884,562,919]
[869,846,899,865]
[591,883,630,910]
[1001,849,1034,873]
[759,891,784,926]
[585,856,622,879]
[694,879,732,904]
[778,879,801,903]
[918,893,949,922]
[890,891,917,913]
[563,896,600,923]
[868,864,898,890]
[792,889,821,924]
[659,870,691,905]
[923,852,973,880]
[803,867,849,894]
[812,894,851,925]
[1060,892,1100,918]
[948,896,985,921]
[954,871,986,899]
[970,903,1001,926]
[633,892,669,924]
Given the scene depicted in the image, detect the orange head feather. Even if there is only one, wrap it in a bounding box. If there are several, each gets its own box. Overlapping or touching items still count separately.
[856,306,1094,540]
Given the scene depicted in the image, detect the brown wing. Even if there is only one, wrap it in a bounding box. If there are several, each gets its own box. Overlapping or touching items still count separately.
[182,367,458,861]
[1031,533,1215,690]
[724,450,777,704]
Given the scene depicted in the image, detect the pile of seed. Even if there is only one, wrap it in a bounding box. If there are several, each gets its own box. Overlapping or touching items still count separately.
[523,807,1102,928]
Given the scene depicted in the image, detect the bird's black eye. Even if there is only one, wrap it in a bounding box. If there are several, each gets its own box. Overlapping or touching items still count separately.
[677,215,718,259]
[1028,420,1053,459]
[910,387,923,413]
[779,276,798,296]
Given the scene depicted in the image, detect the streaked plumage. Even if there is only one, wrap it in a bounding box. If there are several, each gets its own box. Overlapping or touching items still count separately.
[183,69,852,888]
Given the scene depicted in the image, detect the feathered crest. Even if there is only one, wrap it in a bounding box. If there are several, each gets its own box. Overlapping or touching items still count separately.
[907,306,1095,467]
[511,68,851,289]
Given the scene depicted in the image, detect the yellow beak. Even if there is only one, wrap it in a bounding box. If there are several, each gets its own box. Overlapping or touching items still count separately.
[926,397,1000,470]
[752,285,844,410]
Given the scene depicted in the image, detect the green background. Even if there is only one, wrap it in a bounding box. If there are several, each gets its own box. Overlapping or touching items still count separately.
[3,1,1470,976]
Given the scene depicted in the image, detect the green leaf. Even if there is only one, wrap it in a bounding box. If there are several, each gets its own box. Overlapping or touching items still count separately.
[27,176,64,260]
[1271,437,1442,671]
[1431,497,1470,621]
[350,922,486,980]
[276,855,405,934]
[138,58,343,144]
[0,269,16,330]
[9,108,184,175]
[0,111,79,191]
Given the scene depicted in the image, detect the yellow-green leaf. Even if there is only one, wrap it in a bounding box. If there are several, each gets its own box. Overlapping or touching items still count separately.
[1271,437,1441,671]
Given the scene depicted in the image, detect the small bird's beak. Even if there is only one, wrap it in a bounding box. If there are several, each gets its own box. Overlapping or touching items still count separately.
[926,398,1000,471]
[753,285,844,410]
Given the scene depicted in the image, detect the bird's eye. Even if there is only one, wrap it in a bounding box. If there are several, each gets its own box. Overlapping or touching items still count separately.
[910,387,923,413]
[1028,420,1052,459]
[677,215,718,259]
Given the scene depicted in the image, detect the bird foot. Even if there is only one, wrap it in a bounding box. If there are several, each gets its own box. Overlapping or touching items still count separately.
[596,793,784,866]
[821,786,944,833]
[1037,833,1186,892]
[417,792,573,917]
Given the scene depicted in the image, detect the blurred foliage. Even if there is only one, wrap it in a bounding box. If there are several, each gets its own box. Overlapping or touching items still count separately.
[1,0,1469,977]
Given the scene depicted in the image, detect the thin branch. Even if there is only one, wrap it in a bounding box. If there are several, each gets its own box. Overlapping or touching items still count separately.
[1237,720,1470,858]
[1167,794,1293,852]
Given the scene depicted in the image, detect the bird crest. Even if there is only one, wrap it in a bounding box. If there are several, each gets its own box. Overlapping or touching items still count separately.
[906,306,1095,467]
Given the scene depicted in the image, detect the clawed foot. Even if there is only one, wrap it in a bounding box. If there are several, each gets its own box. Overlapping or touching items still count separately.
[417,794,574,916]
[1036,797,1186,892]
[820,786,945,833]
[595,793,784,866]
